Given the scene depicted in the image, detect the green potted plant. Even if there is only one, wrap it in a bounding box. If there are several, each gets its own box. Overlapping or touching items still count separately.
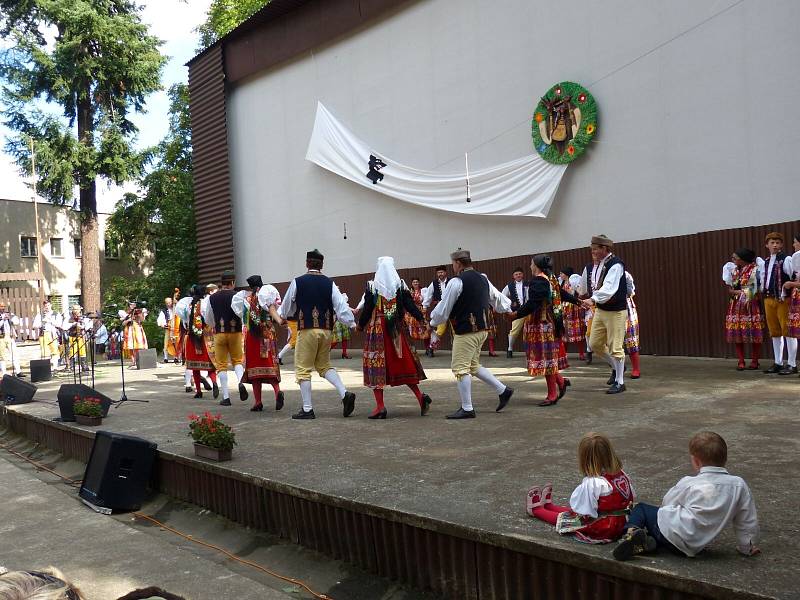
[188,411,236,461]
[73,395,103,426]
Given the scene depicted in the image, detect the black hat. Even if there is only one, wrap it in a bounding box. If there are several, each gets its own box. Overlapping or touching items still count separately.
[306,249,324,261]
[560,266,575,277]
[191,284,206,297]
[221,269,236,284]
[734,248,756,263]
[246,275,263,289]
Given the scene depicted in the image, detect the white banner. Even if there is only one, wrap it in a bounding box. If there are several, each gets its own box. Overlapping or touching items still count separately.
[305,102,567,218]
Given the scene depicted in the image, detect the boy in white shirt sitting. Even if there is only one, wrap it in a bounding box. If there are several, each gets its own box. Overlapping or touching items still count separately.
[613,431,760,561]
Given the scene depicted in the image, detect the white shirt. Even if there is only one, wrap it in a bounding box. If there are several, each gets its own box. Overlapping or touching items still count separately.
[422,277,449,310]
[429,271,511,327]
[0,312,19,337]
[94,324,109,345]
[501,280,528,305]
[569,475,637,519]
[763,253,793,289]
[278,272,355,327]
[657,466,759,557]
[590,254,625,306]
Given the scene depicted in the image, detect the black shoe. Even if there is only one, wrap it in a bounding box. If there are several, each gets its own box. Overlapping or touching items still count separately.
[368,408,387,419]
[250,403,263,412]
[496,387,513,412]
[586,351,593,365]
[238,383,248,401]
[292,408,316,420]
[212,382,219,399]
[778,365,798,375]
[429,350,435,357]
[194,391,203,399]
[763,363,781,374]
[506,350,513,359]
[446,407,476,419]
[558,378,571,400]
[420,394,432,416]
[275,391,285,411]
[607,371,616,386]
[424,348,431,357]
[201,376,212,390]
[185,386,192,393]
[15,372,25,378]
[613,529,657,561]
[219,398,232,406]
[278,357,284,366]
[342,391,356,417]
[606,383,626,394]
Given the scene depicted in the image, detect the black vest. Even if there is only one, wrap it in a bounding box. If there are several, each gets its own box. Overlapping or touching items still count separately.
[506,280,528,309]
[763,252,788,297]
[450,269,489,334]
[431,278,449,302]
[595,256,627,312]
[294,273,334,330]
[209,289,242,333]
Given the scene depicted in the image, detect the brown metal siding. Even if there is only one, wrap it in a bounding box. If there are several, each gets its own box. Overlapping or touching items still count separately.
[188,45,235,284]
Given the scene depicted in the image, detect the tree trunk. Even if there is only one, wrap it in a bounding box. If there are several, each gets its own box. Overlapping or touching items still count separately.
[78,92,101,313]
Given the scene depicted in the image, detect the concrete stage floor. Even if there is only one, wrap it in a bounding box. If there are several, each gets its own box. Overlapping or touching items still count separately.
[7,351,798,599]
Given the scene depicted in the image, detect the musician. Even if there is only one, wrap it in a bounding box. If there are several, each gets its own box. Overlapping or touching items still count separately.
[0,301,22,377]
[64,305,93,372]
[34,299,63,372]
[94,318,108,359]
[157,292,181,363]
[119,301,149,368]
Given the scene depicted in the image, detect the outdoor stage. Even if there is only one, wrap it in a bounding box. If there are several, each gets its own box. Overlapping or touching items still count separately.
[1,353,796,599]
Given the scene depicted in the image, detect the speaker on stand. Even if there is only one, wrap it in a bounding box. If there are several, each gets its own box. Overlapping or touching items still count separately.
[1,374,37,405]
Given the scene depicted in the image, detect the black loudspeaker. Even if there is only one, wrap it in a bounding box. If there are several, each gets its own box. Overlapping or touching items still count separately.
[29,359,52,383]
[57,384,113,422]
[1,374,37,405]
[79,431,157,512]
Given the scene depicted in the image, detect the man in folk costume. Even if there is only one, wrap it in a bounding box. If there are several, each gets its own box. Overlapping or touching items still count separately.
[356,256,433,419]
[277,318,297,365]
[156,294,181,363]
[176,285,218,398]
[760,232,795,374]
[33,299,62,372]
[580,235,629,394]
[422,265,451,356]
[781,236,800,375]
[120,301,148,369]
[576,257,601,365]
[501,267,530,359]
[202,270,247,406]
[232,275,285,412]
[430,249,514,419]
[279,249,356,419]
[64,305,93,372]
[0,302,22,377]
[624,271,642,379]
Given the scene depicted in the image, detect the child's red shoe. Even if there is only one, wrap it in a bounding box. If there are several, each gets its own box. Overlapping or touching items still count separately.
[526,486,543,516]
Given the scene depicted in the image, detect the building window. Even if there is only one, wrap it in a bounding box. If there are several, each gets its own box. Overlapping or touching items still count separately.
[50,295,63,313]
[73,238,82,258]
[67,295,82,310]
[20,236,37,257]
[50,237,63,257]
[104,238,120,260]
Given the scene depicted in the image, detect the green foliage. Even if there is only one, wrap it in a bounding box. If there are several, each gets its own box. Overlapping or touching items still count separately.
[188,411,237,451]
[531,81,597,165]
[197,0,269,49]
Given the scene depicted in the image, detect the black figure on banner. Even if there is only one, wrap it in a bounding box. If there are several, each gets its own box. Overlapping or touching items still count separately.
[366,154,387,184]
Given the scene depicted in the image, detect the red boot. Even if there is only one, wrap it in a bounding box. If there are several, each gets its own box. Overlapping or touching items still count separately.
[538,375,559,407]
[488,338,497,357]
[735,343,745,371]
[748,343,761,370]
[630,351,641,379]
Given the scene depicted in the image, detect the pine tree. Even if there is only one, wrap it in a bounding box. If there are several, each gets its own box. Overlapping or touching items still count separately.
[197,0,268,49]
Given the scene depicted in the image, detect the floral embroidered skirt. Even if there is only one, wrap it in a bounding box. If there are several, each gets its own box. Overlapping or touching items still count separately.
[332,320,351,343]
[562,303,585,343]
[725,297,765,344]
[524,313,560,377]
[404,309,428,340]
[123,322,148,351]
[242,326,280,383]
[788,288,800,338]
[363,314,426,388]
[185,334,215,371]
[624,297,640,353]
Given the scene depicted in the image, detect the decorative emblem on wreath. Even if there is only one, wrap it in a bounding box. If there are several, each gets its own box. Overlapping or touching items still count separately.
[532,81,597,164]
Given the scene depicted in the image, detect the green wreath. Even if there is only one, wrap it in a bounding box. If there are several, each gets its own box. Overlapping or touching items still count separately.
[531,81,597,165]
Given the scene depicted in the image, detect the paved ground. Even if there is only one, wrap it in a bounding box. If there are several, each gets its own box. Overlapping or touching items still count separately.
[5,349,799,599]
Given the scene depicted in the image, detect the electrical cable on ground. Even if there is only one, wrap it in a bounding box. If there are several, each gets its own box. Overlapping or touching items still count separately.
[0,439,333,600]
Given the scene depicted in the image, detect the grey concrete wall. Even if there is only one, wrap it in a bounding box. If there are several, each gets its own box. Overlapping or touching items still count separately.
[226,0,799,283]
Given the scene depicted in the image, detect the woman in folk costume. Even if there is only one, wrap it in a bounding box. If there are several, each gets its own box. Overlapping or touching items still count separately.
[232,275,285,412]
[559,268,586,362]
[357,256,432,419]
[176,286,219,398]
[781,236,800,375]
[404,277,429,350]
[512,255,579,406]
[120,301,148,368]
[723,248,765,370]
[623,272,641,379]
[330,292,353,359]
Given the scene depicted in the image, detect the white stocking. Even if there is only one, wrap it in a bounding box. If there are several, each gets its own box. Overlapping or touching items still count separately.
[219,371,229,399]
[300,380,313,411]
[614,357,625,385]
[456,375,473,411]
[234,364,245,382]
[786,337,797,367]
[323,369,347,399]
[278,344,292,361]
[475,366,506,393]
[772,337,785,364]
[184,370,192,386]
[507,334,515,352]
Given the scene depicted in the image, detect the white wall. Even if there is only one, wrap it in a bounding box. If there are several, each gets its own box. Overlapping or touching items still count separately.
[227,0,800,283]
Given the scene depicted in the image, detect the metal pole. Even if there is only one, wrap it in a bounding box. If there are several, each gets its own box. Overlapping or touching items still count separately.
[30,138,45,306]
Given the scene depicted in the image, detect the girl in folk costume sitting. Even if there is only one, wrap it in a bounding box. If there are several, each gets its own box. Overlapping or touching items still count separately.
[723,248,765,370]
[232,275,285,412]
[560,268,586,361]
[623,272,642,379]
[120,301,148,368]
[511,255,579,406]
[526,433,636,544]
[356,256,433,419]
[404,277,429,351]
[781,235,800,375]
[330,293,353,359]
[176,286,218,398]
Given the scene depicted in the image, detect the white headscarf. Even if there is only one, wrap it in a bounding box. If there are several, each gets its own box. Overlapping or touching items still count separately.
[373,256,402,301]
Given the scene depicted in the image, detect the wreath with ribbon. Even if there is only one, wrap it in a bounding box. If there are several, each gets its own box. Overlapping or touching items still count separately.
[531,81,597,165]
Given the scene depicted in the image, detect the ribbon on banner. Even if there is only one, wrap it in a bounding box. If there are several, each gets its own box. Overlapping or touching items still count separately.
[305,102,568,218]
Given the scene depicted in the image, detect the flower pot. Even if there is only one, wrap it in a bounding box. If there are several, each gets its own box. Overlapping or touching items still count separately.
[76,414,102,426]
[193,443,232,462]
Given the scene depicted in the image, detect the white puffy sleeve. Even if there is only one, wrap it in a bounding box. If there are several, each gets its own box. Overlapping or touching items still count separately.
[231,290,249,319]
[755,257,766,291]
[33,313,42,329]
[722,262,736,285]
[118,310,128,319]
[257,285,281,309]
[568,476,612,518]
[156,310,167,327]
[485,274,512,313]
[793,251,800,277]
[625,271,635,296]
[784,254,793,277]
[175,297,192,324]
[568,274,582,291]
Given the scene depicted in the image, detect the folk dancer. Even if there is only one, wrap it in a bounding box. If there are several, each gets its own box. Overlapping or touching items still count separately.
[512,255,577,406]
[781,235,800,376]
[120,301,148,368]
[580,235,629,394]
[277,318,297,365]
[0,302,22,377]
[723,249,764,370]
[232,275,285,412]
[404,277,429,351]
[760,232,795,374]
[176,286,218,398]
[561,270,587,361]
[156,292,182,363]
[33,299,62,371]
[330,293,353,359]
[623,272,641,379]
[422,265,451,356]
[576,257,601,365]
[501,267,529,359]
[202,270,247,406]
[357,256,433,419]
[279,249,357,420]
[429,249,514,419]
[64,305,92,372]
